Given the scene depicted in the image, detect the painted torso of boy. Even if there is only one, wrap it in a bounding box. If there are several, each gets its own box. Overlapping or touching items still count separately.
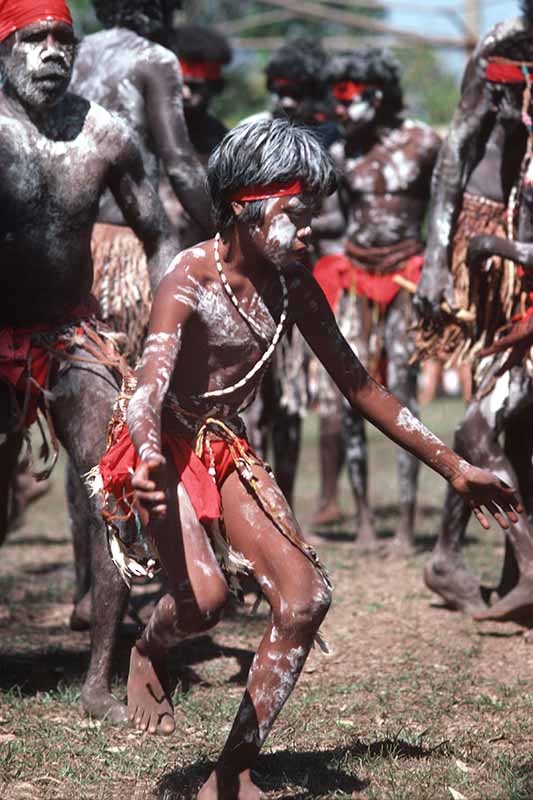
[127,194,321,455]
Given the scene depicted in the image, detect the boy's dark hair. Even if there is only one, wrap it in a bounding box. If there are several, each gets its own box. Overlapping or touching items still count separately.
[266,36,328,98]
[164,24,232,92]
[207,117,336,232]
[92,0,180,39]
[327,47,404,118]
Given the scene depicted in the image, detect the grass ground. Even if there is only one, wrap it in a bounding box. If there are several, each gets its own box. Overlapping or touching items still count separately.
[2,398,533,800]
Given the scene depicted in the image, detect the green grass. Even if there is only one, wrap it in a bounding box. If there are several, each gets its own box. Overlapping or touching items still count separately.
[1,398,532,799]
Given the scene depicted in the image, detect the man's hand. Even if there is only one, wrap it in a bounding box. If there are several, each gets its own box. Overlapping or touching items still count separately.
[413,266,456,324]
[132,454,168,527]
[450,463,523,530]
[467,234,503,266]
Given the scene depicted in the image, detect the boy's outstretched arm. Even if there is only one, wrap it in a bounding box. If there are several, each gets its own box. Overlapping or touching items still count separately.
[293,266,522,530]
[127,257,197,522]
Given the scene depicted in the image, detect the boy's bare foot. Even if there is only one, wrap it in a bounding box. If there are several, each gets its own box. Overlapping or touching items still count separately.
[127,645,175,735]
[473,576,533,623]
[310,503,344,527]
[423,556,488,614]
[197,769,263,800]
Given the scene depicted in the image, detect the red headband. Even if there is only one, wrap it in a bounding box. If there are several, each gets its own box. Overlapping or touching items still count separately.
[486,58,533,84]
[229,180,303,203]
[272,77,302,90]
[333,81,375,102]
[0,0,73,43]
[180,59,222,82]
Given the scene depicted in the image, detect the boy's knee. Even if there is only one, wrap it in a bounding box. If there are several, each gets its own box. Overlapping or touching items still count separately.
[182,578,229,634]
[196,580,229,628]
[277,580,332,632]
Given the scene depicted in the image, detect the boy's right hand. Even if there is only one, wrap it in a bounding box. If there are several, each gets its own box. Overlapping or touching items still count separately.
[450,463,522,531]
[132,454,168,527]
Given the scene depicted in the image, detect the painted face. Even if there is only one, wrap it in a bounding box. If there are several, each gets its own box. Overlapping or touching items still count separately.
[335,87,383,136]
[0,21,75,109]
[247,193,316,268]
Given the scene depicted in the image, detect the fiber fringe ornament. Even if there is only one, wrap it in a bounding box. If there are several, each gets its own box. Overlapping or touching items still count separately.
[91,224,152,365]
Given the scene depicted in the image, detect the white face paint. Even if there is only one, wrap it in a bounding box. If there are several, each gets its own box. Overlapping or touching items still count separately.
[254,194,314,267]
[266,214,297,250]
[23,43,46,73]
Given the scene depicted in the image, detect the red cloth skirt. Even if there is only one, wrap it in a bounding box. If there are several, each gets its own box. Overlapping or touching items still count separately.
[0,300,99,427]
[98,423,251,526]
[314,253,424,314]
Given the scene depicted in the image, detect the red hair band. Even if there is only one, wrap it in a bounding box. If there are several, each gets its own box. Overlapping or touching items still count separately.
[486,58,533,84]
[0,0,73,43]
[180,59,222,82]
[333,81,375,101]
[272,77,303,90]
[229,180,303,203]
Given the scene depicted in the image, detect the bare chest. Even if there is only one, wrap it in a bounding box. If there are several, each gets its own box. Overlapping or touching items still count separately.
[195,283,279,359]
[0,121,106,224]
[344,132,426,196]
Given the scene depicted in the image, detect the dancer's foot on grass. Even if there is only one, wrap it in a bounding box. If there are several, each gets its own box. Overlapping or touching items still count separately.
[197,768,263,800]
[127,644,175,735]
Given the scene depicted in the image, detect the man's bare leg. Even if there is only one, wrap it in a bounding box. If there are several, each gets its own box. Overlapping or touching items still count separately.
[425,367,533,616]
[338,292,377,549]
[312,405,345,526]
[418,359,442,406]
[272,409,301,508]
[343,408,377,550]
[128,468,228,735]
[51,358,130,723]
[198,466,331,800]
[385,294,420,553]
[66,461,93,631]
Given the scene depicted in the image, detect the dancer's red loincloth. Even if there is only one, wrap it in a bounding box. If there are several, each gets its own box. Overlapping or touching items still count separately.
[98,423,252,526]
[0,299,100,428]
[313,253,424,314]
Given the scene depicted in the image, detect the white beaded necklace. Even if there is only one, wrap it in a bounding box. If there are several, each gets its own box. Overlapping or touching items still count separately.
[200,232,288,400]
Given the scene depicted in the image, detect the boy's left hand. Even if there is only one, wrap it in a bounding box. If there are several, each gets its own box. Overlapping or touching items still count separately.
[450,464,523,530]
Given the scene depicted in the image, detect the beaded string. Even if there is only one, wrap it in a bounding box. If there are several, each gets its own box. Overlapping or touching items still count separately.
[200,233,288,400]
[213,233,266,338]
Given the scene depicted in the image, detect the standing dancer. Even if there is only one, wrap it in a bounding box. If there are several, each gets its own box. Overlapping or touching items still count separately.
[94,119,520,798]
[243,38,335,508]
[160,23,231,247]
[0,0,178,721]
[314,49,441,550]
[71,0,213,358]
[415,2,533,616]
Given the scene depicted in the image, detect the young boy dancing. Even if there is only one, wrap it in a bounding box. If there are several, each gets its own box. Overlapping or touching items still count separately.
[96,119,520,799]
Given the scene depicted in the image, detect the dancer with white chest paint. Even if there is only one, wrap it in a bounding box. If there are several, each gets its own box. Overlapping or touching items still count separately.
[314,48,441,551]
[93,119,521,800]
